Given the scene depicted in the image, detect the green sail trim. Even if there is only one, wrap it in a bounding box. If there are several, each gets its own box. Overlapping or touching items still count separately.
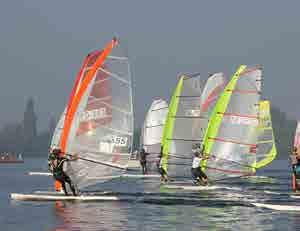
[252,100,277,169]
[161,76,184,172]
[201,65,247,171]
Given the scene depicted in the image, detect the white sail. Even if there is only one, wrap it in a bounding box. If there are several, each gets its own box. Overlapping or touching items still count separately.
[50,108,66,150]
[141,99,168,172]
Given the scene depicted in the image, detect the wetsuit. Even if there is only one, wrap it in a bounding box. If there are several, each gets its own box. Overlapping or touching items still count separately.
[140,150,149,174]
[191,156,208,185]
[49,156,77,196]
[158,158,168,182]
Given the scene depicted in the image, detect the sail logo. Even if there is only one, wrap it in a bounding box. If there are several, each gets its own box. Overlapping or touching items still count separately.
[80,108,107,122]
[226,115,258,126]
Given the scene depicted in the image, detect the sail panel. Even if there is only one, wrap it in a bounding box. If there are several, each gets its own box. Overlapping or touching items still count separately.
[60,38,133,189]
[141,99,168,172]
[294,121,300,149]
[162,73,226,178]
[202,65,261,181]
[161,77,184,172]
[254,100,277,169]
[163,75,204,177]
[50,108,66,150]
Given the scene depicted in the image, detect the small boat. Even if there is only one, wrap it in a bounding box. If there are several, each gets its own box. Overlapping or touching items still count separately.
[0,153,24,163]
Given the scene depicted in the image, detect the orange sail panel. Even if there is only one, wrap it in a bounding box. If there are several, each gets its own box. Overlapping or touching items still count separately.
[60,38,117,153]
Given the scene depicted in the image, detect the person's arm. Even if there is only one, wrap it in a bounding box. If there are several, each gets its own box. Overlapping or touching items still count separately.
[65,153,79,161]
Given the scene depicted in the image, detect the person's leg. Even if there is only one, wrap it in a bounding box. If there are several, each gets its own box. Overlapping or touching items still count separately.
[162,168,168,182]
[59,179,68,195]
[140,162,144,174]
[64,175,77,196]
[144,162,147,174]
[191,168,198,184]
[198,169,208,185]
[55,176,68,195]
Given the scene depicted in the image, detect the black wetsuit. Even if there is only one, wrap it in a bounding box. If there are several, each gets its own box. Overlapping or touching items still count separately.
[49,156,77,196]
[191,168,207,182]
[140,150,149,174]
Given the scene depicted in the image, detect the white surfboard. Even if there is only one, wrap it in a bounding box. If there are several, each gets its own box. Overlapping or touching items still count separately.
[290,195,300,199]
[164,185,220,190]
[252,203,300,211]
[10,193,128,202]
[28,172,52,176]
[27,172,159,179]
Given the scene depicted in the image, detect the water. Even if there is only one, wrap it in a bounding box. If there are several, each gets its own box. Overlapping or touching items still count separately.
[1,157,300,230]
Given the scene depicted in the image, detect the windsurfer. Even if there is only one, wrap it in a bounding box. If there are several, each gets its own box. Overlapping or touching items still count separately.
[48,149,78,196]
[158,146,168,182]
[191,148,208,185]
[139,148,149,174]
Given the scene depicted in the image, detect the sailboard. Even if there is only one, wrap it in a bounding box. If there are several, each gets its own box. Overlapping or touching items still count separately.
[10,193,125,202]
[141,99,168,172]
[252,203,300,211]
[201,65,262,181]
[161,73,225,179]
[52,37,134,190]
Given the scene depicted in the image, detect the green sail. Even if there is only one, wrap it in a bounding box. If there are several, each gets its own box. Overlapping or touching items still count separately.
[252,100,277,169]
[201,65,247,171]
[161,76,184,172]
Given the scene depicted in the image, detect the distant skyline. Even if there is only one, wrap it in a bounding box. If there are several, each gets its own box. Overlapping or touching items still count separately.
[1,1,300,130]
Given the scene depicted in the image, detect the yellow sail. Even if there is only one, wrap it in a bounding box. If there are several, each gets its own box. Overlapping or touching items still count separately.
[252,100,277,169]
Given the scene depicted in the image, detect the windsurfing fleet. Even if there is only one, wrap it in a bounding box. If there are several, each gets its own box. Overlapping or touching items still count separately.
[11,37,281,199]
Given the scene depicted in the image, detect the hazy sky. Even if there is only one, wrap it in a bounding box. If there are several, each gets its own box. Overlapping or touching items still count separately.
[1,1,300,130]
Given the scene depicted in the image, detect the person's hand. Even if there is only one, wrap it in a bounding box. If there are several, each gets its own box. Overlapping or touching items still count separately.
[73,153,80,160]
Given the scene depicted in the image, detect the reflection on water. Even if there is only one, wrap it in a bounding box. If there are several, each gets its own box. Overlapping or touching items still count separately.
[3,157,300,231]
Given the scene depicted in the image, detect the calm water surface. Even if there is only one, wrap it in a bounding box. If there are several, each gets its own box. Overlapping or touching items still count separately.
[1,157,300,231]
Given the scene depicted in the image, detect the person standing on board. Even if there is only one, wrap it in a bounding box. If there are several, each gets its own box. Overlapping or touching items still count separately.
[158,146,168,182]
[191,146,208,185]
[139,148,149,174]
[48,149,78,196]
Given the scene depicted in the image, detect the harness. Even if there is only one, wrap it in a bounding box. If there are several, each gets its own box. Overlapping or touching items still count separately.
[49,157,67,177]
